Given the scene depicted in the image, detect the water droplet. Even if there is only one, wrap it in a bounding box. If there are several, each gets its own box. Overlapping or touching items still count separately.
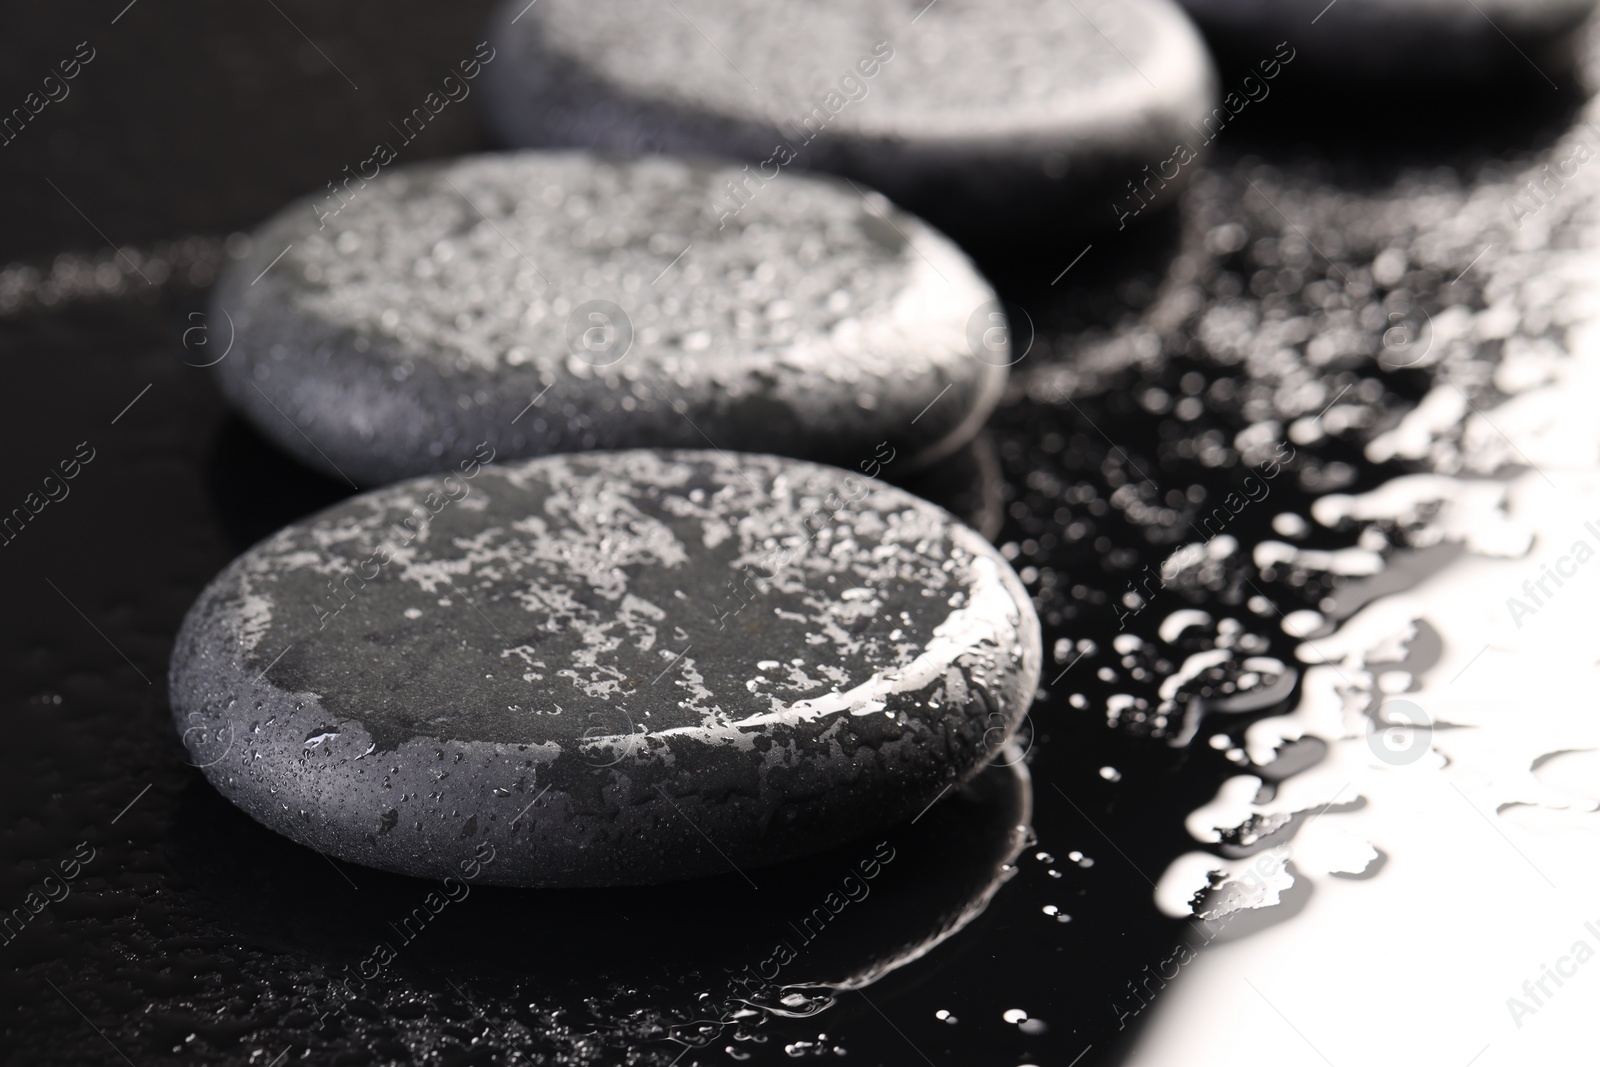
[1099,766,1122,782]
[1272,512,1309,538]
[1003,1008,1029,1024]
[1282,609,1325,637]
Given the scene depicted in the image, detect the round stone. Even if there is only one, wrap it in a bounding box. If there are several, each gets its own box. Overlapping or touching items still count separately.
[477,0,1218,248]
[169,450,1042,887]
[210,152,1005,488]
[1173,0,1596,76]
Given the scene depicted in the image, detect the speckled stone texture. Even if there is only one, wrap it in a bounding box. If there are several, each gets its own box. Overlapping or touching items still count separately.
[168,450,1041,887]
[1175,0,1597,77]
[478,0,1218,249]
[211,152,1005,487]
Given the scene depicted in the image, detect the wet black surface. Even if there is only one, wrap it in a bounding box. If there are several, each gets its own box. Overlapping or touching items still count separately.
[1,2,1592,1065]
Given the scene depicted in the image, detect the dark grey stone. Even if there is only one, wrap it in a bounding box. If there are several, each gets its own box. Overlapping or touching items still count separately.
[169,450,1041,887]
[477,0,1219,248]
[211,152,1006,487]
[1174,0,1597,77]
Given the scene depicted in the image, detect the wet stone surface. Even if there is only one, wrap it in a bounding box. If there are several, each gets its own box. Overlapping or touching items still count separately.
[168,450,1041,886]
[480,0,1218,248]
[213,151,1004,486]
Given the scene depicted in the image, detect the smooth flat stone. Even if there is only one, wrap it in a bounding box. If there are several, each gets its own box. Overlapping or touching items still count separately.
[211,152,1004,487]
[1175,0,1597,76]
[478,0,1218,247]
[170,450,1041,887]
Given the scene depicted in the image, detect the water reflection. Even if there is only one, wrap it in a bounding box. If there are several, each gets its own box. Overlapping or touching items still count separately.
[167,751,1032,1063]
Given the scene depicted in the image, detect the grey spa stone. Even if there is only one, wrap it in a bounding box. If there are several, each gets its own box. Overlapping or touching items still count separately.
[169,450,1042,887]
[477,0,1219,247]
[211,152,1006,487]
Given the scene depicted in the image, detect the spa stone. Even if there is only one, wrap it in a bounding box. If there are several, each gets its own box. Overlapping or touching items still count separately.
[478,0,1219,247]
[212,152,1006,486]
[169,450,1042,886]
